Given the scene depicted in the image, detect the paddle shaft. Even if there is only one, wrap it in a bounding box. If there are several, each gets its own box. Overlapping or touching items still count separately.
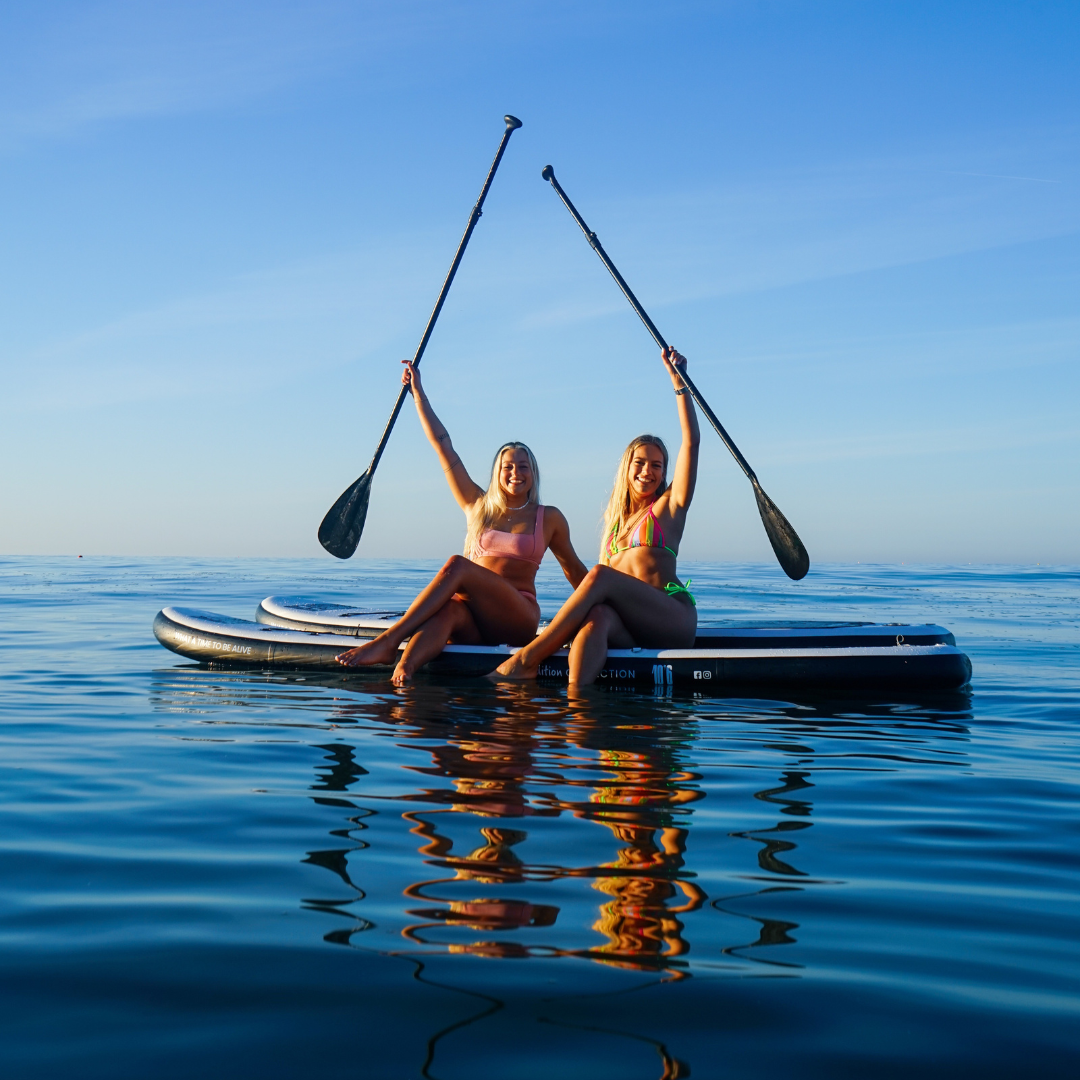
[541,167,758,482]
[541,165,810,580]
[362,116,522,481]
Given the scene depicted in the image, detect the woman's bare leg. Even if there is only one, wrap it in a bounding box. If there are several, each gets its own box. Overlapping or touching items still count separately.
[567,604,634,687]
[391,599,480,686]
[338,555,537,666]
[494,565,695,680]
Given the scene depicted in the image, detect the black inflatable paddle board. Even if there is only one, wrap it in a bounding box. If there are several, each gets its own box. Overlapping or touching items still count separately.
[152,598,972,691]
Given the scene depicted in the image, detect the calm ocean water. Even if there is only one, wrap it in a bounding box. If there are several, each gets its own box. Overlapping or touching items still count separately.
[1,556,1078,1078]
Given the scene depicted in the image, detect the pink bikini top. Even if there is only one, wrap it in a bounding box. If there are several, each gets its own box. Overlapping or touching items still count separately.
[470,505,547,566]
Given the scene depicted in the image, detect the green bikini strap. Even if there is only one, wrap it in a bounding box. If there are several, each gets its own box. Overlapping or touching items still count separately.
[664,579,696,606]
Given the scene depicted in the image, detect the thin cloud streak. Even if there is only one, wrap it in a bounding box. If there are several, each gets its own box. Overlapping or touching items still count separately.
[502,133,1080,330]
[759,422,1079,468]
[0,237,447,413]
[947,171,1062,184]
[0,1,440,149]
[0,0,651,150]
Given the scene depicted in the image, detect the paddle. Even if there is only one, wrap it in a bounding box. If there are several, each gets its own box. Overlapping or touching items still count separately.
[541,164,809,580]
[318,115,524,559]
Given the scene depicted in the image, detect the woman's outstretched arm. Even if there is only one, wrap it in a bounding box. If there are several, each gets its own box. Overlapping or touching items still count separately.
[403,361,484,510]
[543,506,589,588]
[662,347,700,515]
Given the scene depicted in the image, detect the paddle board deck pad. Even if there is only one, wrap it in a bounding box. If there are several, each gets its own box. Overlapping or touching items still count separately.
[154,601,972,691]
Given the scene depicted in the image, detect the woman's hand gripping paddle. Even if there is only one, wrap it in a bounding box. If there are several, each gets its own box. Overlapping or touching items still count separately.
[540,165,809,580]
[318,115,523,559]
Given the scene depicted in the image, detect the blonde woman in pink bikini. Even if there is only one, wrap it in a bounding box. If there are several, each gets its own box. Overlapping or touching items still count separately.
[337,361,587,685]
[495,346,699,687]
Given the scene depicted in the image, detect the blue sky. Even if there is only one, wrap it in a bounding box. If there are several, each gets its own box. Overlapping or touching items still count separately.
[1,0,1077,563]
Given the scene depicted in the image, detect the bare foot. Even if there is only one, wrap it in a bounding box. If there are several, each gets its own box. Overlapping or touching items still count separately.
[390,663,413,687]
[336,634,400,667]
[488,650,539,681]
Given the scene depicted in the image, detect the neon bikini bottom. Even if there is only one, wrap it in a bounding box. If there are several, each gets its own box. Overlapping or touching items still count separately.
[664,579,696,607]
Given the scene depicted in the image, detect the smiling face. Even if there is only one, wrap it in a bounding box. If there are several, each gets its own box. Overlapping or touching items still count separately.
[498,448,534,503]
[627,443,667,503]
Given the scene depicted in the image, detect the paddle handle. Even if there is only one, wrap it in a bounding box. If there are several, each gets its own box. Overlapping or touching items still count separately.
[541,165,758,485]
[364,115,524,480]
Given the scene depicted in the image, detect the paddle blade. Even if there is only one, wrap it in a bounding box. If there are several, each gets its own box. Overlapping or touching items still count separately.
[752,481,810,580]
[318,469,373,559]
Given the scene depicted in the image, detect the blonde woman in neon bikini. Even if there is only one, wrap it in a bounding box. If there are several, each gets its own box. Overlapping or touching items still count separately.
[495,346,699,687]
[337,361,588,685]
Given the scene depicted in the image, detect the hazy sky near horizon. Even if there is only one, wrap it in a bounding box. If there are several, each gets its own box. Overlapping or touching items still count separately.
[1,0,1078,565]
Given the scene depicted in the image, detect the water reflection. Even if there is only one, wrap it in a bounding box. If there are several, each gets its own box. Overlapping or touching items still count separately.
[340,686,713,975]
[712,886,804,970]
[150,669,971,980]
[561,702,707,973]
[149,670,972,1078]
[152,677,973,962]
[735,771,814,877]
[300,743,375,942]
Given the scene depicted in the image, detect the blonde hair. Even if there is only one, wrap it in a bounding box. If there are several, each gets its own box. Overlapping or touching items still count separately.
[465,442,541,555]
[600,434,670,564]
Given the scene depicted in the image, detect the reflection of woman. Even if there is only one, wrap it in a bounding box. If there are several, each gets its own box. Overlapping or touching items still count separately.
[389,690,704,975]
[495,347,699,686]
[337,361,587,685]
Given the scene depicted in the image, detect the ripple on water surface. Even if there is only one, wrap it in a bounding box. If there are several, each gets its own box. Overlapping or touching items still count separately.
[0,557,1078,1079]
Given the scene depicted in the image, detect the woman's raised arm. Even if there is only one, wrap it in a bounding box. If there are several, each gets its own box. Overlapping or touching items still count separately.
[403,361,485,511]
[662,347,700,515]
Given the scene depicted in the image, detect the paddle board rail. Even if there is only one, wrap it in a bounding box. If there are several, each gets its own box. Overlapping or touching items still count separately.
[256,596,404,637]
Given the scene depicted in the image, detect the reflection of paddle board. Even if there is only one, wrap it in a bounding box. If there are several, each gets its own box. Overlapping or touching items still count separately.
[152,598,972,690]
